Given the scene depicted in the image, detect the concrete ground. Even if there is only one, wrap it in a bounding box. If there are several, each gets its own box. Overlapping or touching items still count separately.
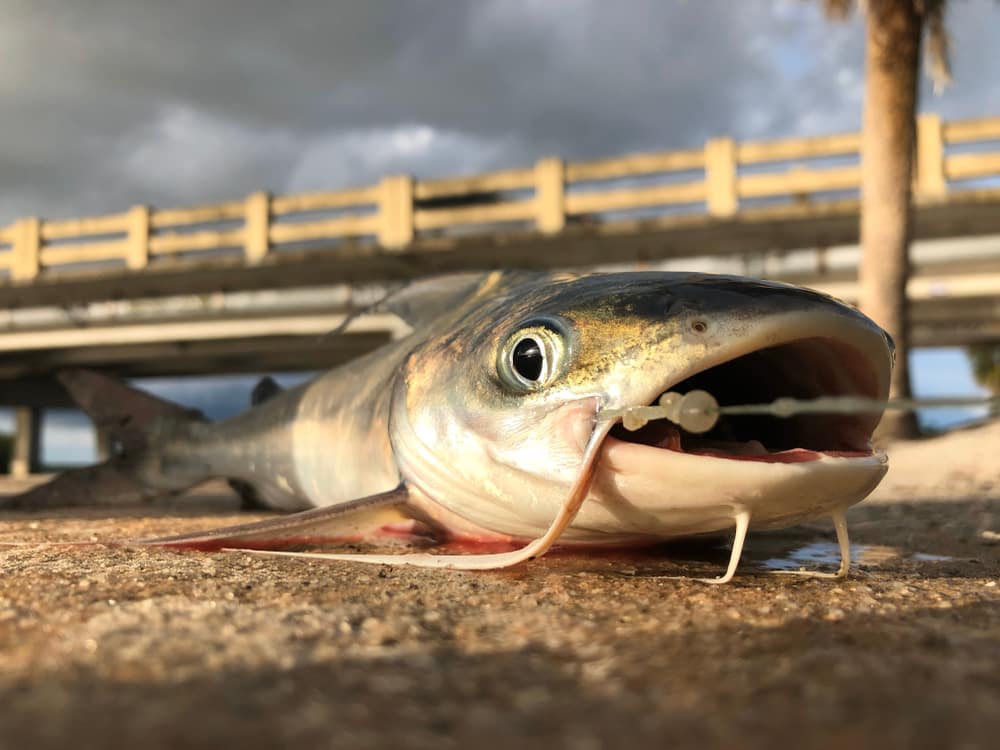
[0,422,997,750]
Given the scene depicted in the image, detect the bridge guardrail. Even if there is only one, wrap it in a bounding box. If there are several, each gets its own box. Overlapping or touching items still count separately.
[1,114,998,284]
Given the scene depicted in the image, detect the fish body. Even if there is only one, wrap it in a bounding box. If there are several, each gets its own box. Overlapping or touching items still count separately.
[8,271,893,577]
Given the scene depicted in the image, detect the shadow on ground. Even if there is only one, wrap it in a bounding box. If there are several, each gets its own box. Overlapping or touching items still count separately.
[1,598,996,750]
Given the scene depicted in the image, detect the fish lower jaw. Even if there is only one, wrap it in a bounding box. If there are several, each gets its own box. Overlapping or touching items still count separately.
[566,438,888,542]
[408,441,887,546]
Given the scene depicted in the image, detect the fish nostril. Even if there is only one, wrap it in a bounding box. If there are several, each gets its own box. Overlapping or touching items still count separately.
[690,319,708,334]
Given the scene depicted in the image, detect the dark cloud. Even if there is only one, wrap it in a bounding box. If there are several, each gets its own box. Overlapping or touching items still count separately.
[1,0,996,222]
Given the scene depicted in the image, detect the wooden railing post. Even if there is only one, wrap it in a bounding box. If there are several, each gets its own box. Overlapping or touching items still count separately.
[10,406,41,478]
[916,113,947,201]
[535,156,565,233]
[126,205,150,270]
[244,191,271,264]
[11,217,40,281]
[705,137,738,218]
[378,175,414,250]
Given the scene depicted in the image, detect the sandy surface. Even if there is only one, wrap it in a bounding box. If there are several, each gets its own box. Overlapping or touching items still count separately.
[0,423,997,750]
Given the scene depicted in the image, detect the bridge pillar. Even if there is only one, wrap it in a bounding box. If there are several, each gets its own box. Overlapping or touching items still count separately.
[10,406,41,478]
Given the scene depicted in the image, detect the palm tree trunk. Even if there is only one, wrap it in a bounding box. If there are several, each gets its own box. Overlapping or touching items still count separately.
[859,0,922,440]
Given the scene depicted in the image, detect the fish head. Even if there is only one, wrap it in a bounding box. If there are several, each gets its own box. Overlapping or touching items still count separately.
[390,271,893,543]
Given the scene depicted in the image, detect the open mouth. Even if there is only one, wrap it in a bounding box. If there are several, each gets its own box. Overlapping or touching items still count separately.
[608,337,883,463]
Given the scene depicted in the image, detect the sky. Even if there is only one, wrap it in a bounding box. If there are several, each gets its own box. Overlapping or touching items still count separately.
[0,0,998,461]
[2,0,999,223]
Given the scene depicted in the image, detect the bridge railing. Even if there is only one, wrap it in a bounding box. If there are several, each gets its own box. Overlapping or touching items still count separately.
[1,113,998,284]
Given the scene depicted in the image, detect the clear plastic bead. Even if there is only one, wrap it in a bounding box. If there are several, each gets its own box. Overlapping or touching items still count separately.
[676,390,719,433]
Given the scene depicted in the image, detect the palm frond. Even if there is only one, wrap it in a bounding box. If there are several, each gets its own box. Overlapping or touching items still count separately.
[822,0,855,20]
[922,0,953,93]
[820,0,953,93]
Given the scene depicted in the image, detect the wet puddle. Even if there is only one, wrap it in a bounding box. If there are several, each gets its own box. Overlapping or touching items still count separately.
[749,538,954,573]
[530,535,957,579]
[759,541,860,572]
[577,533,961,577]
[910,552,953,562]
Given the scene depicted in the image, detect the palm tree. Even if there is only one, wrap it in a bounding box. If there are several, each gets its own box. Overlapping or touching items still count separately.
[823,0,951,440]
[968,343,1000,393]
[967,343,1000,419]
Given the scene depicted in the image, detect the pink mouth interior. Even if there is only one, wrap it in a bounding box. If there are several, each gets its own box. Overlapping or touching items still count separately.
[687,447,872,463]
[609,337,882,463]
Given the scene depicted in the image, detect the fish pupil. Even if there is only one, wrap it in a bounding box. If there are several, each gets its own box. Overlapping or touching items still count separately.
[512,338,544,381]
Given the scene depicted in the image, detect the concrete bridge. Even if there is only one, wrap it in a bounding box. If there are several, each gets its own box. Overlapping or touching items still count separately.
[1,113,999,475]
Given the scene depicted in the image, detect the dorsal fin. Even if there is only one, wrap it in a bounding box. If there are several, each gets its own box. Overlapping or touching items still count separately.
[376,272,492,328]
[325,273,495,340]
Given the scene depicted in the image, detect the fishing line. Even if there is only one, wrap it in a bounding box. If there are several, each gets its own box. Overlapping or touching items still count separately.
[597,391,1000,434]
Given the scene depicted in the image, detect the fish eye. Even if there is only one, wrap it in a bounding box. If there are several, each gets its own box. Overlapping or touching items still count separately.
[498,323,567,390]
[512,337,544,381]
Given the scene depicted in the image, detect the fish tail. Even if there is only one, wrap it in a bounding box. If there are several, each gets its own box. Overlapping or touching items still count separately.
[1,369,211,510]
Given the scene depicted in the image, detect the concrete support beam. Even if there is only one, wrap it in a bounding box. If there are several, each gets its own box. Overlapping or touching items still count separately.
[10,406,41,478]
[0,380,74,409]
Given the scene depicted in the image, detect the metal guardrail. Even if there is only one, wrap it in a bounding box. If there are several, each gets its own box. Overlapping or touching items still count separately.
[1,114,998,285]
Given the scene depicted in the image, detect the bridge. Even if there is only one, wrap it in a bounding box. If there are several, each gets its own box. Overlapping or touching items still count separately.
[1,113,998,475]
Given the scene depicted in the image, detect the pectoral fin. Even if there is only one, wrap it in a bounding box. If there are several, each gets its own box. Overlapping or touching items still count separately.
[138,485,439,551]
[227,418,613,570]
